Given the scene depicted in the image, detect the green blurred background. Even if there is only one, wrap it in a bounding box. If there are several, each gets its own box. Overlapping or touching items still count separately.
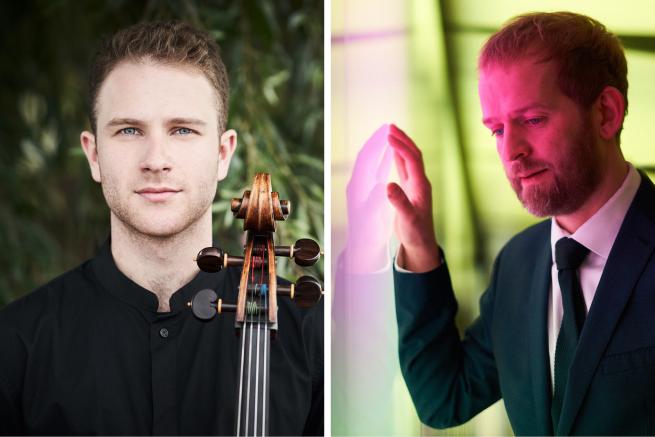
[332,0,655,435]
[0,0,324,307]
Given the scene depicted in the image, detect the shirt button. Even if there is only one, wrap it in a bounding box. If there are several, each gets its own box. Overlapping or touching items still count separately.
[159,328,169,338]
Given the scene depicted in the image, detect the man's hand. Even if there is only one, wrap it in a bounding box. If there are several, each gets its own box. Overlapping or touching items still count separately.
[387,124,441,272]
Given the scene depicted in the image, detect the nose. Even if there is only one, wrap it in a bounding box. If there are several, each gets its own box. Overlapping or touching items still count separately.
[499,125,529,162]
[140,136,172,173]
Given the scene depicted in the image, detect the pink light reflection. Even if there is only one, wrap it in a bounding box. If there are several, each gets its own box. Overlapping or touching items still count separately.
[333,124,400,434]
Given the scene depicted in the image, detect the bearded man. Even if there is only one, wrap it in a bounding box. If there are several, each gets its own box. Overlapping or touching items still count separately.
[0,21,323,435]
[389,12,655,435]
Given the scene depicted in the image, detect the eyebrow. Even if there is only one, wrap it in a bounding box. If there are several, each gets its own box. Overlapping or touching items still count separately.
[482,104,551,126]
[106,118,145,128]
[167,117,207,126]
[105,117,208,129]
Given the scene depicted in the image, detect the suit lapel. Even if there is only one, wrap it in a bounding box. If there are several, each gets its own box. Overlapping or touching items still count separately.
[528,227,554,436]
[557,176,655,435]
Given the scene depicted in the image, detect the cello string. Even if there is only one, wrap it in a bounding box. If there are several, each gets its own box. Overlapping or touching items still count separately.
[237,320,247,436]
[253,241,264,435]
[262,240,269,436]
[236,238,252,436]
[254,288,260,436]
[245,241,259,437]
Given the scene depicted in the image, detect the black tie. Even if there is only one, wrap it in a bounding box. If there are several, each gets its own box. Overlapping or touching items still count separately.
[551,237,589,432]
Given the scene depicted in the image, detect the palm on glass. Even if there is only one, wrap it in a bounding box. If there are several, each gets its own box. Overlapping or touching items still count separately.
[345,124,394,272]
[386,124,441,272]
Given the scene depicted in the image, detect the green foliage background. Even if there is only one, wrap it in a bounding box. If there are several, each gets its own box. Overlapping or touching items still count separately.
[0,0,324,306]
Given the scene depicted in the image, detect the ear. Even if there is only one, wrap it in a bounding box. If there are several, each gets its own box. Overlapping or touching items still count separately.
[80,131,102,183]
[596,86,625,141]
[217,129,237,181]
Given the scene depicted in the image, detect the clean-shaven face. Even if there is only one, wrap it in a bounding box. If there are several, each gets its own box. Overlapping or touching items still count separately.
[91,60,227,237]
[478,58,602,217]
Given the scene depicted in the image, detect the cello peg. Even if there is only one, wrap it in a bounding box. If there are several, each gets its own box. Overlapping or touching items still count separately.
[196,247,225,273]
[196,247,244,272]
[280,199,290,216]
[292,238,321,267]
[189,288,218,320]
[292,276,323,309]
[188,289,238,320]
[274,239,321,266]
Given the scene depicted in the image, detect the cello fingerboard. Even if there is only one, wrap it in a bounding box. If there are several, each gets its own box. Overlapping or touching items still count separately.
[235,323,271,437]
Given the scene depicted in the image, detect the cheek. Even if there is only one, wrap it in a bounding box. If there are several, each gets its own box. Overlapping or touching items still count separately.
[496,141,511,167]
[181,155,220,187]
[97,151,123,184]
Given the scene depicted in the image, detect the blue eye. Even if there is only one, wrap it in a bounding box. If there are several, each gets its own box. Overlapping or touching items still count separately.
[526,117,545,126]
[492,127,504,137]
[174,127,193,135]
[120,127,139,136]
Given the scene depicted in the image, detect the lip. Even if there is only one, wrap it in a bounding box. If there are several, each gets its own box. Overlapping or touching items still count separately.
[517,169,547,180]
[136,187,181,202]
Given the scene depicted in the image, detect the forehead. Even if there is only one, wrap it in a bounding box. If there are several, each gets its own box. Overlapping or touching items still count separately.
[478,59,566,118]
[96,60,218,125]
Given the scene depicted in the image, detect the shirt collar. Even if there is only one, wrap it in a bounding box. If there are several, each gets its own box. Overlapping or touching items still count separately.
[91,237,227,319]
[550,163,641,260]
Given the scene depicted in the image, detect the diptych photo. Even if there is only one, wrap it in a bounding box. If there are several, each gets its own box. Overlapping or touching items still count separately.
[2,1,655,436]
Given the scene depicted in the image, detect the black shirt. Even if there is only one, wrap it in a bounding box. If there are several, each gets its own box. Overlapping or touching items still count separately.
[0,240,323,435]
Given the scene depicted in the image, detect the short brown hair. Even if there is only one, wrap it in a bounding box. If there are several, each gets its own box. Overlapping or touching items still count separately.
[88,20,229,134]
[479,12,628,138]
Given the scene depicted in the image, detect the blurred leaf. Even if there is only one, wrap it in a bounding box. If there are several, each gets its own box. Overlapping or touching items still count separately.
[263,70,290,105]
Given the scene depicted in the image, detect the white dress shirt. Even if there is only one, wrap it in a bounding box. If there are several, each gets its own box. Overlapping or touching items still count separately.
[547,164,640,387]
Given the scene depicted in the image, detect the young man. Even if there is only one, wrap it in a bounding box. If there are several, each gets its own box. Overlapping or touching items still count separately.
[0,21,323,435]
[389,12,655,435]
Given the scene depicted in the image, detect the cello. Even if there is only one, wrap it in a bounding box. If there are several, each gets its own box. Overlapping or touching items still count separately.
[187,172,323,436]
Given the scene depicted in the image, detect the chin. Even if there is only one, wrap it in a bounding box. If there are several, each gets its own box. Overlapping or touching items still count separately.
[119,213,197,239]
[516,185,557,218]
[148,216,198,235]
[519,188,581,218]
[108,196,212,239]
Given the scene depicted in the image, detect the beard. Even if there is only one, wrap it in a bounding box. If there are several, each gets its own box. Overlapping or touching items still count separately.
[98,158,219,240]
[506,116,602,217]
[102,178,216,239]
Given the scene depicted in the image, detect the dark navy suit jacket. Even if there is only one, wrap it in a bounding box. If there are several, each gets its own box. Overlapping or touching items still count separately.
[394,174,655,435]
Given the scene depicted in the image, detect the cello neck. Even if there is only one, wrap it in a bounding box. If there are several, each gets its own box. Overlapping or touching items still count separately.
[235,322,271,436]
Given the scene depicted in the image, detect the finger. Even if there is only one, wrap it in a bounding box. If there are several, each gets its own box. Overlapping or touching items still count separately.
[387,182,414,218]
[393,149,408,183]
[388,133,420,162]
[389,124,421,157]
[387,129,423,165]
[388,135,425,181]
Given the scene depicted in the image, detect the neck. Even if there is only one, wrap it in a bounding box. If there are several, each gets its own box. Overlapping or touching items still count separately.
[110,210,212,312]
[555,158,629,234]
